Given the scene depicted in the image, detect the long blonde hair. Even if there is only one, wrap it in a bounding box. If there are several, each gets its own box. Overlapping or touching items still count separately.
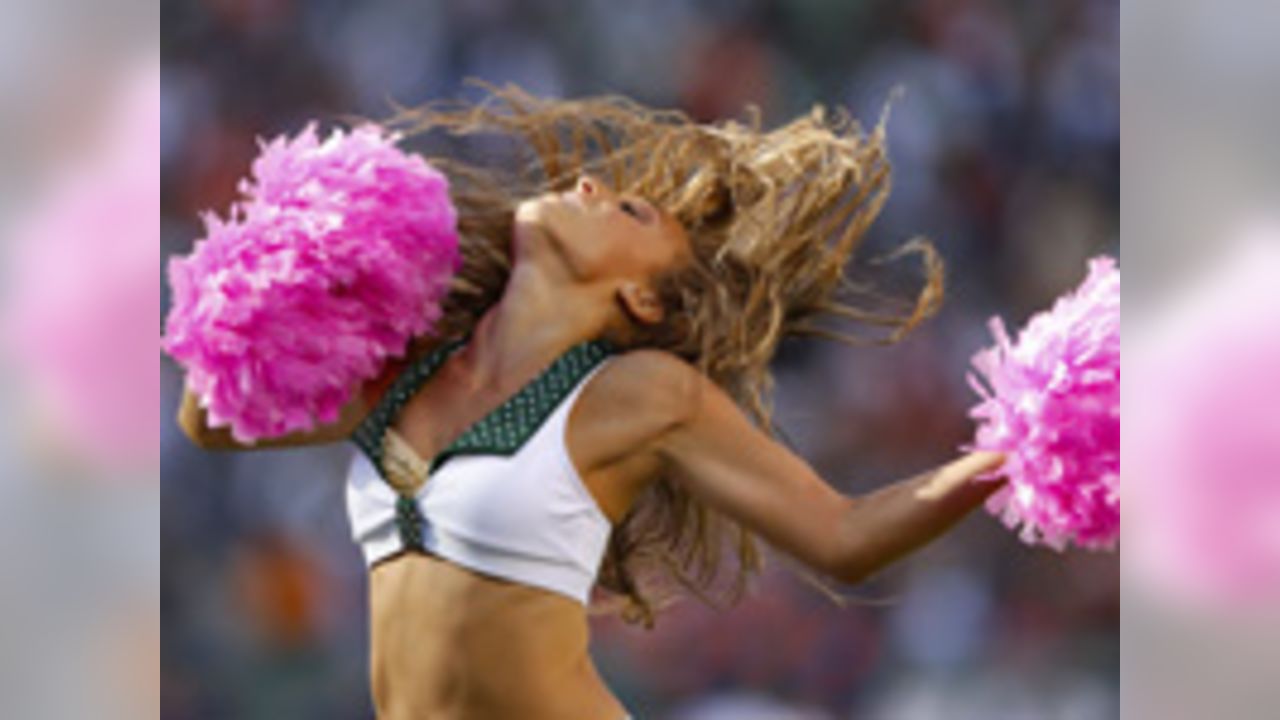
[363,79,944,628]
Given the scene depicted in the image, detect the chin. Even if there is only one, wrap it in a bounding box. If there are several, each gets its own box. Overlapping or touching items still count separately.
[514,195,547,223]
[512,198,562,256]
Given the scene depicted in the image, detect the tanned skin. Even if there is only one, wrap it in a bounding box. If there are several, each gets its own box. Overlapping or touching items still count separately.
[178,174,1007,719]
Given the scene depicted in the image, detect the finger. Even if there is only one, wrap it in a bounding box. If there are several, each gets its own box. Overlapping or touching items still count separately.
[964,450,1008,475]
[941,451,1007,485]
[914,451,1007,501]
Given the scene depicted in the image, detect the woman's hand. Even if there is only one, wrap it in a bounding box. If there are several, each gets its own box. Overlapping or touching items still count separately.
[913,451,1007,501]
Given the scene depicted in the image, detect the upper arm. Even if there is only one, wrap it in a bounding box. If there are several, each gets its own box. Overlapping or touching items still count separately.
[646,357,852,575]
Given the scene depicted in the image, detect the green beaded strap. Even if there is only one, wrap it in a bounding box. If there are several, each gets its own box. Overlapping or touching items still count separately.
[427,338,615,474]
[349,336,468,483]
[350,335,617,551]
[394,495,425,550]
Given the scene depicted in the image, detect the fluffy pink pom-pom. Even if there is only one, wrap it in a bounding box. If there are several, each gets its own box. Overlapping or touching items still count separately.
[161,122,461,443]
[963,255,1120,552]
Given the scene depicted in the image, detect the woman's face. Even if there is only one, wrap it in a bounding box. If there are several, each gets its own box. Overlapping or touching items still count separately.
[514,174,690,286]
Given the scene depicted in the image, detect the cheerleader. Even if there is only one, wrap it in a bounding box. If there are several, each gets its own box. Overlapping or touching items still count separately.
[177,81,1008,720]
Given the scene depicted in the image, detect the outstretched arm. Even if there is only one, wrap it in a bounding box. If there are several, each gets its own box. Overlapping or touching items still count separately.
[653,359,1007,585]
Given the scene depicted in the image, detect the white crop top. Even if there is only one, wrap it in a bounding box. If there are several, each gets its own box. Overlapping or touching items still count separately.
[344,355,615,606]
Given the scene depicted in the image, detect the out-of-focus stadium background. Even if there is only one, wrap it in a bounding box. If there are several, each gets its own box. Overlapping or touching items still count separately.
[160,1,1118,718]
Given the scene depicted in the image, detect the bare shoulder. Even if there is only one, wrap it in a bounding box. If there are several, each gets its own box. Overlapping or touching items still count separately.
[590,348,702,427]
[567,348,703,476]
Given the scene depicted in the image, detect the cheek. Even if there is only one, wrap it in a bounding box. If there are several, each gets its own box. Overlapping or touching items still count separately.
[620,228,682,277]
[569,221,642,274]
[549,216,618,280]
[560,213,671,281]
[606,228,667,275]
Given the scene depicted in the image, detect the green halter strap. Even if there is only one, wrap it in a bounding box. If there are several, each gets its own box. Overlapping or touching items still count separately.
[351,335,616,551]
[350,334,616,492]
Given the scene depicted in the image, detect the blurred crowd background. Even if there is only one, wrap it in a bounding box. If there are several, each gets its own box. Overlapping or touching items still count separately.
[161,1,1119,718]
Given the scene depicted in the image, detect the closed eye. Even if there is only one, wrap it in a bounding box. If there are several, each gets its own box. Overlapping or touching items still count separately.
[620,199,653,224]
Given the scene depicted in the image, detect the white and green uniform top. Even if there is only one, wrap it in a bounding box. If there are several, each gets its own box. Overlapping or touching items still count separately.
[345,336,618,605]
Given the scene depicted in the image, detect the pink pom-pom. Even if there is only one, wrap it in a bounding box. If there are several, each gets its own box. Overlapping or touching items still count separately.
[161,122,461,443]
[963,255,1120,552]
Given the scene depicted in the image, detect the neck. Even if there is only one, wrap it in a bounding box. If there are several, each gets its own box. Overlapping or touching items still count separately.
[457,263,610,392]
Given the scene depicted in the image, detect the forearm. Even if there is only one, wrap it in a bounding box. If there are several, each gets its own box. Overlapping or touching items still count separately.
[642,360,1008,585]
[178,387,262,450]
[831,453,1007,584]
[177,385,365,451]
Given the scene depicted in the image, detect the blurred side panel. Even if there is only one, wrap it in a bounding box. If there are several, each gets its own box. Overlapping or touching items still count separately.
[1123,0,1280,718]
[0,0,159,719]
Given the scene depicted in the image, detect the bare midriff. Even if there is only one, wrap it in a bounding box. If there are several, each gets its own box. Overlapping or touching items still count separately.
[368,550,629,720]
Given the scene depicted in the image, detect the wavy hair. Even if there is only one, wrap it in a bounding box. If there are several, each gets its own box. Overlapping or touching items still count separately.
[361,79,944,628]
